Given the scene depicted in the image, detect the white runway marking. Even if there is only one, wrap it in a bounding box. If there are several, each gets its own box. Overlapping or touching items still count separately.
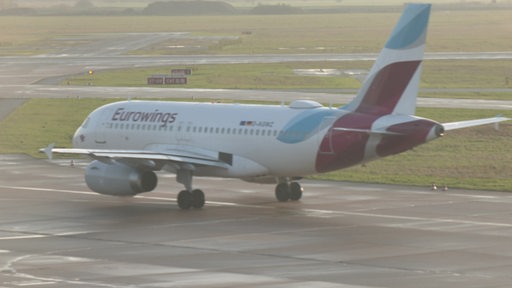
[0,231,99,241]
[1,184,512,230]
[0,185,96,196]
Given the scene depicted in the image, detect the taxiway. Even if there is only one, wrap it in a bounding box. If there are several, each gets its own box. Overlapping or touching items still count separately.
[2,32,512,114]
[1,155,512,287]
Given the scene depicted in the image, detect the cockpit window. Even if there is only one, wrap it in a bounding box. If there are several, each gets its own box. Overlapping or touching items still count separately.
[81,117,91,129]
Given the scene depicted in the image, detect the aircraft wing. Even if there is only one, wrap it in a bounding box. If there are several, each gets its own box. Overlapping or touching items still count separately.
[442,116,510,131]
[41,145,231,169]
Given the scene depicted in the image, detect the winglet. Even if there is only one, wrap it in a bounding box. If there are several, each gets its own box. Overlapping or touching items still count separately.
[495,114,504,130]
[343,3,431,116]
[42,143,55,160]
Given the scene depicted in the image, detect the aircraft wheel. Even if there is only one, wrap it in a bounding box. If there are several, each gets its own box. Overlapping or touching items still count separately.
[191,189,205,209]
[177,190,193,210]
[289,182,303,201]
[275,183,290,202]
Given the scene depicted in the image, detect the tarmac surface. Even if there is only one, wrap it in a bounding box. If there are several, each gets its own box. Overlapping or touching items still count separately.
[1,32,512,287]
[1,154,512,287]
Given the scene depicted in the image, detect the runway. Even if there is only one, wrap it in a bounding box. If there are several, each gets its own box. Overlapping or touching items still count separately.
[2,31,512,114]
[2,154,512,287]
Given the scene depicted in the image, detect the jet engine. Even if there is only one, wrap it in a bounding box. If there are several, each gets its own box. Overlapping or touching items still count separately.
[84,160,157,196]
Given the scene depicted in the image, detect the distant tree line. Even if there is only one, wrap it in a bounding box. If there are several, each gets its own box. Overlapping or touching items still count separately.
[249,4,303,15]
[1,0,511,16]
[142,1,237,16]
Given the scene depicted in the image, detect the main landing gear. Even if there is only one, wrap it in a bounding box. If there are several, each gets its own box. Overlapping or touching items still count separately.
[175,168,303,209]
[176,166,205,210]
[177,189,205,209]
[275,179,303,202]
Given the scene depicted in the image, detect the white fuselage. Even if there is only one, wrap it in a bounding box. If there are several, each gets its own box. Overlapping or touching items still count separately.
[73,100,344,178]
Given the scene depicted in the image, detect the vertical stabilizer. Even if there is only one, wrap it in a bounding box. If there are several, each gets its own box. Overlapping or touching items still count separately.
[343,3,431,116]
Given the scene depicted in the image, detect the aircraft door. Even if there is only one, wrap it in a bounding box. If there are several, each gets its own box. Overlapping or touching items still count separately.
[94,108,112,145]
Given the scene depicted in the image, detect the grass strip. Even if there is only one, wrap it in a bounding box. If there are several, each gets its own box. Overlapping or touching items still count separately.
[62,60,512,101]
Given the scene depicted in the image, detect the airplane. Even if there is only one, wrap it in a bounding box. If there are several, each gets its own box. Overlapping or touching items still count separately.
[42,3,508,209]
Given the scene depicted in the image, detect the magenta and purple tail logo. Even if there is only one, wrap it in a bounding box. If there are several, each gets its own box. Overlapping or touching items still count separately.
[315,4,441,173]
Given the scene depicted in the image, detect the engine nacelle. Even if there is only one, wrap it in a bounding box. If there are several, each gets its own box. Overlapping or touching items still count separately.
[85,160,157,196]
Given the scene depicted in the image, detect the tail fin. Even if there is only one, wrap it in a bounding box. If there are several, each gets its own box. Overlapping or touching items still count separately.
[343,3,431,116]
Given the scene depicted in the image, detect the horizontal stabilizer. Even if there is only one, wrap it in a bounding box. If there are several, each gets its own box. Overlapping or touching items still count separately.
[443,116,510,131]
